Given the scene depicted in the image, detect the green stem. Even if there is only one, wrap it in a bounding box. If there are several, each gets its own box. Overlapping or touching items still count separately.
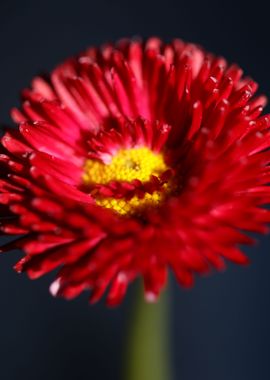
[124,284,172,380]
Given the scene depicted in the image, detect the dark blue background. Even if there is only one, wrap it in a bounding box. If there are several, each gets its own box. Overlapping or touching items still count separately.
[1,0,270,379]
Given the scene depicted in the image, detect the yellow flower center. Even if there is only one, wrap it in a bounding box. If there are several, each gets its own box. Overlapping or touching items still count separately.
[83,147,170,215]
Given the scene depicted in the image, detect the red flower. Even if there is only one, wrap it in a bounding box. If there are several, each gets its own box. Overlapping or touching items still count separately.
[1,37,270,306]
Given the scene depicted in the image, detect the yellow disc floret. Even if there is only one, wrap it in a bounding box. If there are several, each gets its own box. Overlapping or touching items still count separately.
[83,147,169,216]
[94,189,168,216]
[83,147,167,185]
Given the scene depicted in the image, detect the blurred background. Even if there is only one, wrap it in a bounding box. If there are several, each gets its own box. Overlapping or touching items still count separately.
[1,0,270,379]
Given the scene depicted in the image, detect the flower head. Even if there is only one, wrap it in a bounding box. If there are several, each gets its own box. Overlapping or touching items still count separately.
[1,37,270,305]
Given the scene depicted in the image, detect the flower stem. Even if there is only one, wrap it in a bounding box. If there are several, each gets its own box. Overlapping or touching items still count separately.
[124,284,172,380]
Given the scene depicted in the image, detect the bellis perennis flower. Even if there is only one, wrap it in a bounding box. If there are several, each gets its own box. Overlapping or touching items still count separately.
[1,37,270,306]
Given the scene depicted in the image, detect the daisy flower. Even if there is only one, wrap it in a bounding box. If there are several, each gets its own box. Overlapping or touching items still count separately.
[1,37,270,305]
